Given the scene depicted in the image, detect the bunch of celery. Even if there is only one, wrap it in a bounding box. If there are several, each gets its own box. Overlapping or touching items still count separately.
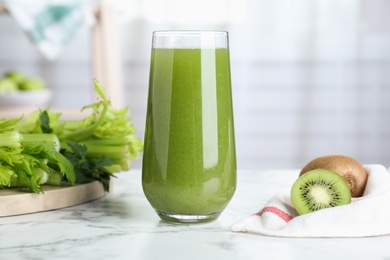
[60,80,142,172]
[0,117,75,193]
[16,79,143,191]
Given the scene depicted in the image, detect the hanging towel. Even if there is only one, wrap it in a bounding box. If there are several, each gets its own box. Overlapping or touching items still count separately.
[3,0,95,60]
[231,164,390,238]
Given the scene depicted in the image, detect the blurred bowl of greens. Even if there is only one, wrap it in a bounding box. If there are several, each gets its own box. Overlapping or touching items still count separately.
[0,71,52,109]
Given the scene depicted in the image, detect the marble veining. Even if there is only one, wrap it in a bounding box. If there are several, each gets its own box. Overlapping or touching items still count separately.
[1,169,390,260]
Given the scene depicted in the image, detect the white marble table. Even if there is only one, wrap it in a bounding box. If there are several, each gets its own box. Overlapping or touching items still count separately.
[1,169,390,260]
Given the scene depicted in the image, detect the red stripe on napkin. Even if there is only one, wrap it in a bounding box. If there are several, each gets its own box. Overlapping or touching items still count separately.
[255,206,293,223]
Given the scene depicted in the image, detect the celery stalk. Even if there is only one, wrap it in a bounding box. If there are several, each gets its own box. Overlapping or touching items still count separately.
[104,164,122,173]
[46,171,63,186]
[21,134,75,185]
[22,133,60,152]
[0,131,22,149]
[80,138,129,146]
[79,143,127,159]
[0,165,16,186]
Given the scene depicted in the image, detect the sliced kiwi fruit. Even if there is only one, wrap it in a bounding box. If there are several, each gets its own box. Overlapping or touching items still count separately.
[291,169,352,215]
[300,155,367,197]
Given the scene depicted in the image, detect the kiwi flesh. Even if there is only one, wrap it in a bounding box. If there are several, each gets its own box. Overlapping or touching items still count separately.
[300,155,367,197]
[291,169,352,215]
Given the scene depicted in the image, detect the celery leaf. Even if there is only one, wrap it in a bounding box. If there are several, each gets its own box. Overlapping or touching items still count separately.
[40,110,53,134]
[61,141,114,191]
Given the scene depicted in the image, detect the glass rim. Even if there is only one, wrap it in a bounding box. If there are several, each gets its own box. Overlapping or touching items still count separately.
[151,30,229,49]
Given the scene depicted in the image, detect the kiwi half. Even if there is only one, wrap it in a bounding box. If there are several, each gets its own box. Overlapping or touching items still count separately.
[291,169,352,215]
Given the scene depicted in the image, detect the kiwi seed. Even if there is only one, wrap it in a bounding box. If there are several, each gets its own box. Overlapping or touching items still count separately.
[300,155,368,197]
[290,169,352,215]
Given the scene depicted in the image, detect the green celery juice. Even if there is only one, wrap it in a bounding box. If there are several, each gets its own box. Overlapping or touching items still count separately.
[142,47,237,218]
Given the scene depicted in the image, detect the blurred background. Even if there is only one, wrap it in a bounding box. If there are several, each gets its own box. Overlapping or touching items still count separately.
[0,0,390,170]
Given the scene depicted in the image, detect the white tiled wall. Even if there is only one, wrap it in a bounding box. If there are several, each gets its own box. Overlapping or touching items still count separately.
[1,0,390,170]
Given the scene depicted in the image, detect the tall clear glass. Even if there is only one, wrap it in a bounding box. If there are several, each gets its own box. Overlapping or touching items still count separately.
[142,31,236,223]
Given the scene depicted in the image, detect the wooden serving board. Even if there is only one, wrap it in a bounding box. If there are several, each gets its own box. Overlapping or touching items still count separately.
[0,181,106,217]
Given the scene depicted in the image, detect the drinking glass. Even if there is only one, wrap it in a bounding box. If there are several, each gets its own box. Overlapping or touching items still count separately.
[142,31,236,223]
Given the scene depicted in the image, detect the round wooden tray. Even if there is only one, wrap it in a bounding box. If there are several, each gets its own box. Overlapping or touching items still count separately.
[0,181,106,217]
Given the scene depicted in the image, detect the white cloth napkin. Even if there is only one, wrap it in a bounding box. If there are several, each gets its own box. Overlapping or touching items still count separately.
[231,164,390,238]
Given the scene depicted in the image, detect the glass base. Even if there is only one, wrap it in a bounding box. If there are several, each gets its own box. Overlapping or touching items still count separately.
[156,210,221,224]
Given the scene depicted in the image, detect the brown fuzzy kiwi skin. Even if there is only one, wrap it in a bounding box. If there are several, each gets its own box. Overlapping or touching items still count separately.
[300,155,368,197]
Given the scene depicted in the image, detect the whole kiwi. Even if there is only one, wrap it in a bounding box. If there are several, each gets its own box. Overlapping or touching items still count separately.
[300,155,368,197]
